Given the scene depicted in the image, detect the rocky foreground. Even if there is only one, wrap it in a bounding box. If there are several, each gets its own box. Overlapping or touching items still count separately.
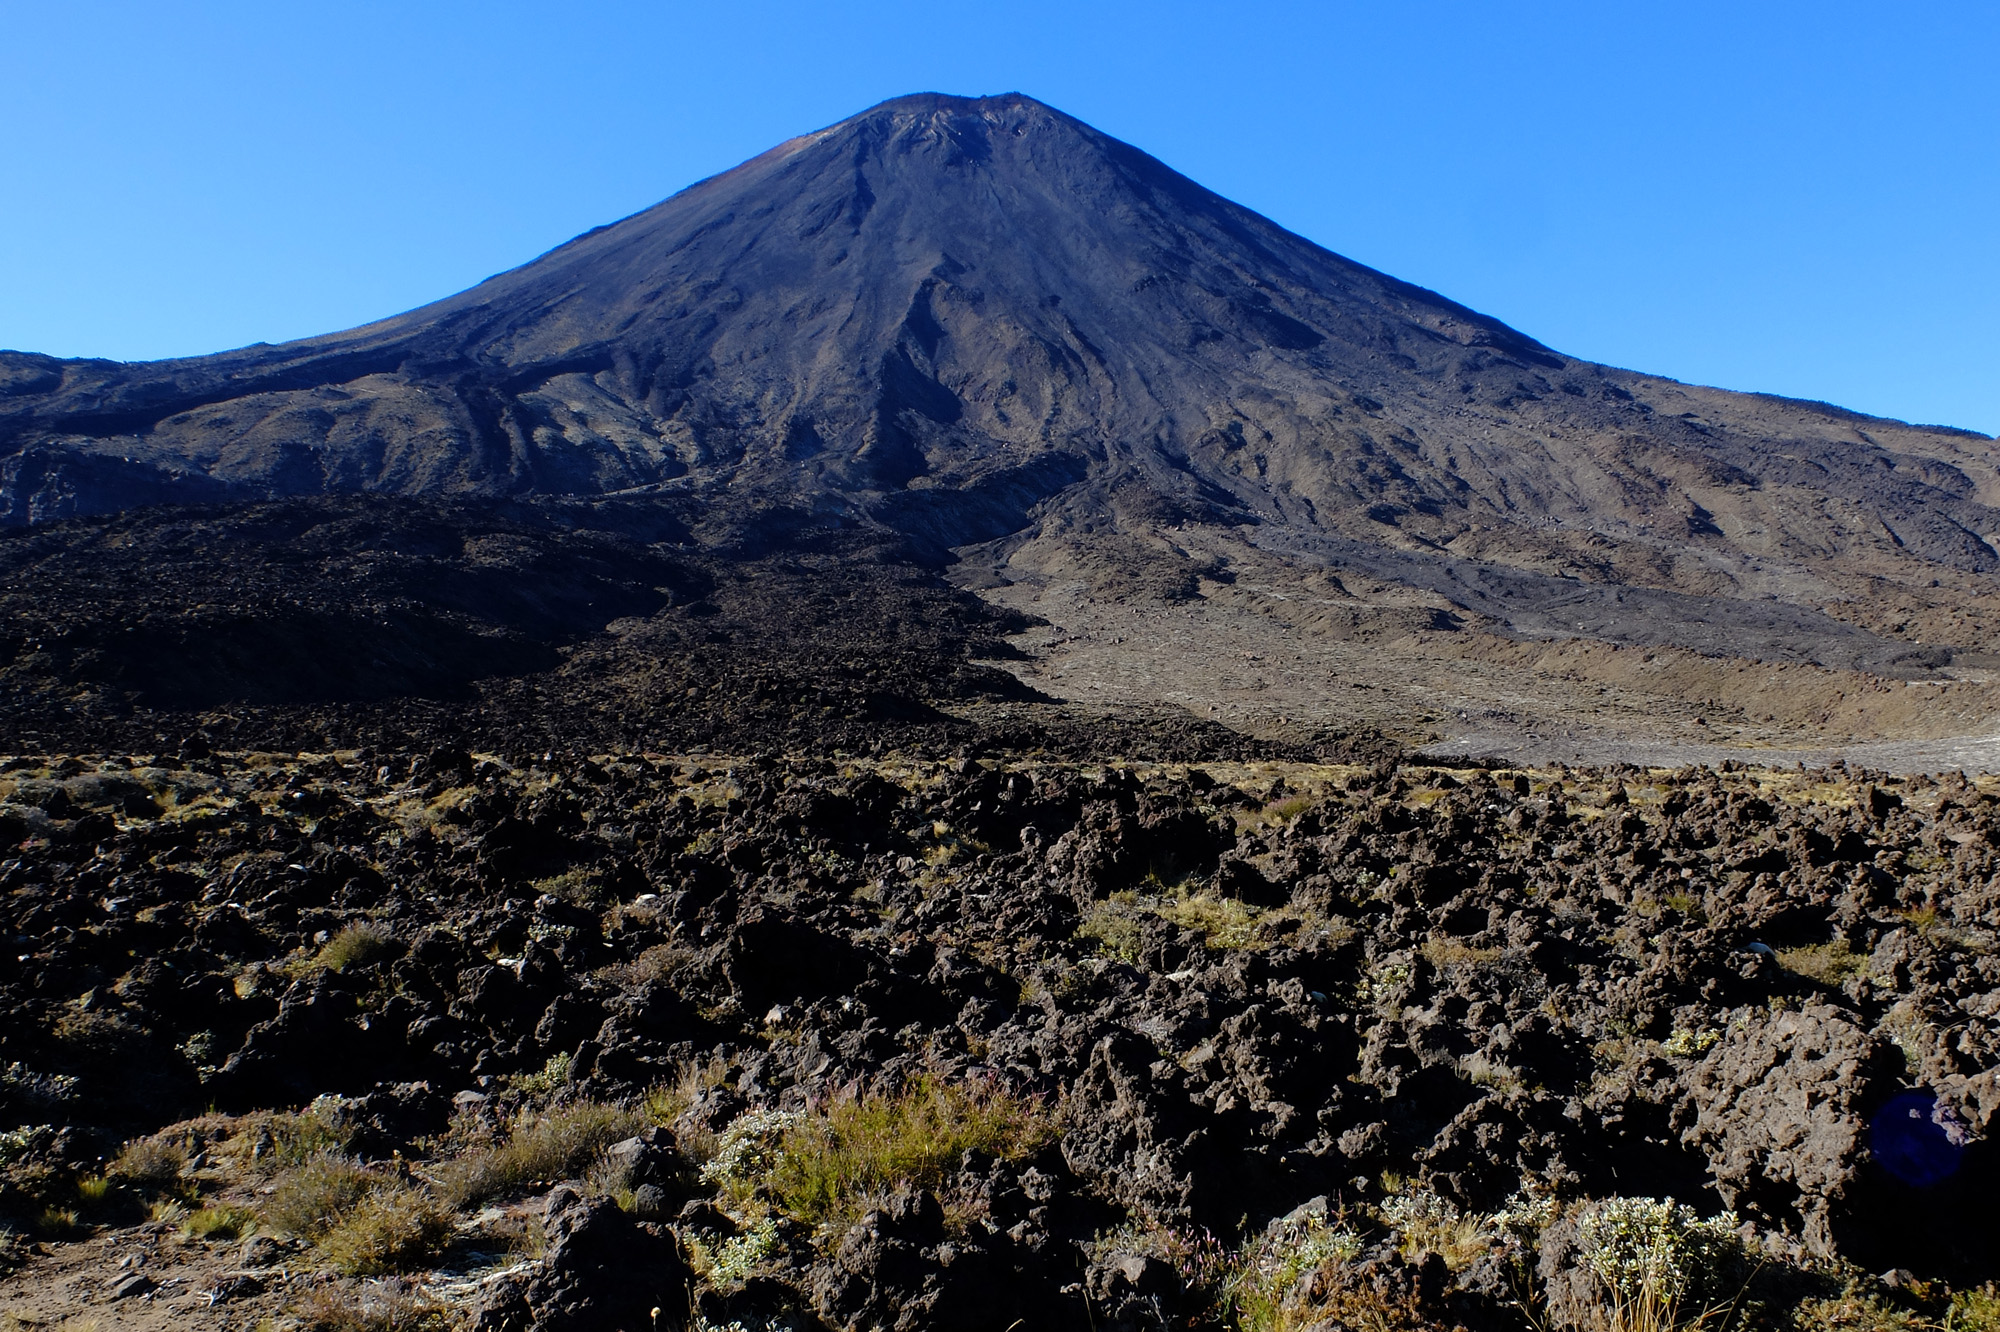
[1,747,1997,1331]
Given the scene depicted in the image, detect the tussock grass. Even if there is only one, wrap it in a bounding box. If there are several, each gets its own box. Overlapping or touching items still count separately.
[312,922,398,973]
[1252,1280,1433,1332]
[34,1205,82,1237]
[1156,892,1265,949]
[266,1153,376,1238]
[1421,937,1506,969]
[532,866,611,910]
[1078,897,1147,961]
[184,1203,259,1240]
[1379,1190,1494,1271]
[110,1134,186,1191]
[643,1058,733,1163]
[1777,940,1866,987]
[645,1057,732,1125]
[231,1105,354,1177]
[315,1185,452,1276]
[755,1075,1056,1230]
[434,1099,645,1209]
[1080,888,1284,958]
[1264,796,1314,825]
[265,1152,449,1274]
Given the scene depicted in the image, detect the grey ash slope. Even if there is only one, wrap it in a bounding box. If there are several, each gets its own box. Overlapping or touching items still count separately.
[5,91,2000,689]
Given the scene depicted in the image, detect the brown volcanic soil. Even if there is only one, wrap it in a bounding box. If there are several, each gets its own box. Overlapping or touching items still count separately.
[1,747,1999,1330]
[961,518,2000,768]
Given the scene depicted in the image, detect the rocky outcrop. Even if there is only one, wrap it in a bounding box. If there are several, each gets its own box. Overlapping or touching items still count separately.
[1682,1005,1893,1253]
[472,1186,690,1332]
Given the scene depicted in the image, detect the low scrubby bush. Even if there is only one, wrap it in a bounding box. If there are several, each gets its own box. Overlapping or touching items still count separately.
[1573,1196,1743,1332]
[691,1216,781,1288]
[231,1103,354,1177]
[1228,1211,1366,1332]
[1776,941,1866,987]
[508,1051,572,1098]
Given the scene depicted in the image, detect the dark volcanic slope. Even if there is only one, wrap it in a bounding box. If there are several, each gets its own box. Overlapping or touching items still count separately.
[3,91,1567,521]
[5,92,2000,685]
[0,493,1387,762]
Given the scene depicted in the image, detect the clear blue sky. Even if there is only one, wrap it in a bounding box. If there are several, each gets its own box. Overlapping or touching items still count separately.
[4,1,1996,434]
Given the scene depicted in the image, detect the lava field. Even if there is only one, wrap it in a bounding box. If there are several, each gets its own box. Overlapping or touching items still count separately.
[1,745,1996,1331]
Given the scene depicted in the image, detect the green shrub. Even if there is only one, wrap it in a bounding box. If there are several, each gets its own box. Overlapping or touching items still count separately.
[699,1109,804,1192]
[0,1124,54,1167]
[435,1099,645,1208]
[1093,1211,1376,1332]
[1229,1211,1365,1331]
[508,1051,572,1098]
[692,1216,780,1287]
[1660,1028,1720,1058]
[1952,1287,2000,1332]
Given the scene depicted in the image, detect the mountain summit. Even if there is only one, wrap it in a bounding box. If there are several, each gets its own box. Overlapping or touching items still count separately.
[6,93,2000,759]
[0,92,1569,525]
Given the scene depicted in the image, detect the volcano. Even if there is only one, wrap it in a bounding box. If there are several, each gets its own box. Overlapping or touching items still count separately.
[5,92,2000,762]
[1,91,1584,526]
